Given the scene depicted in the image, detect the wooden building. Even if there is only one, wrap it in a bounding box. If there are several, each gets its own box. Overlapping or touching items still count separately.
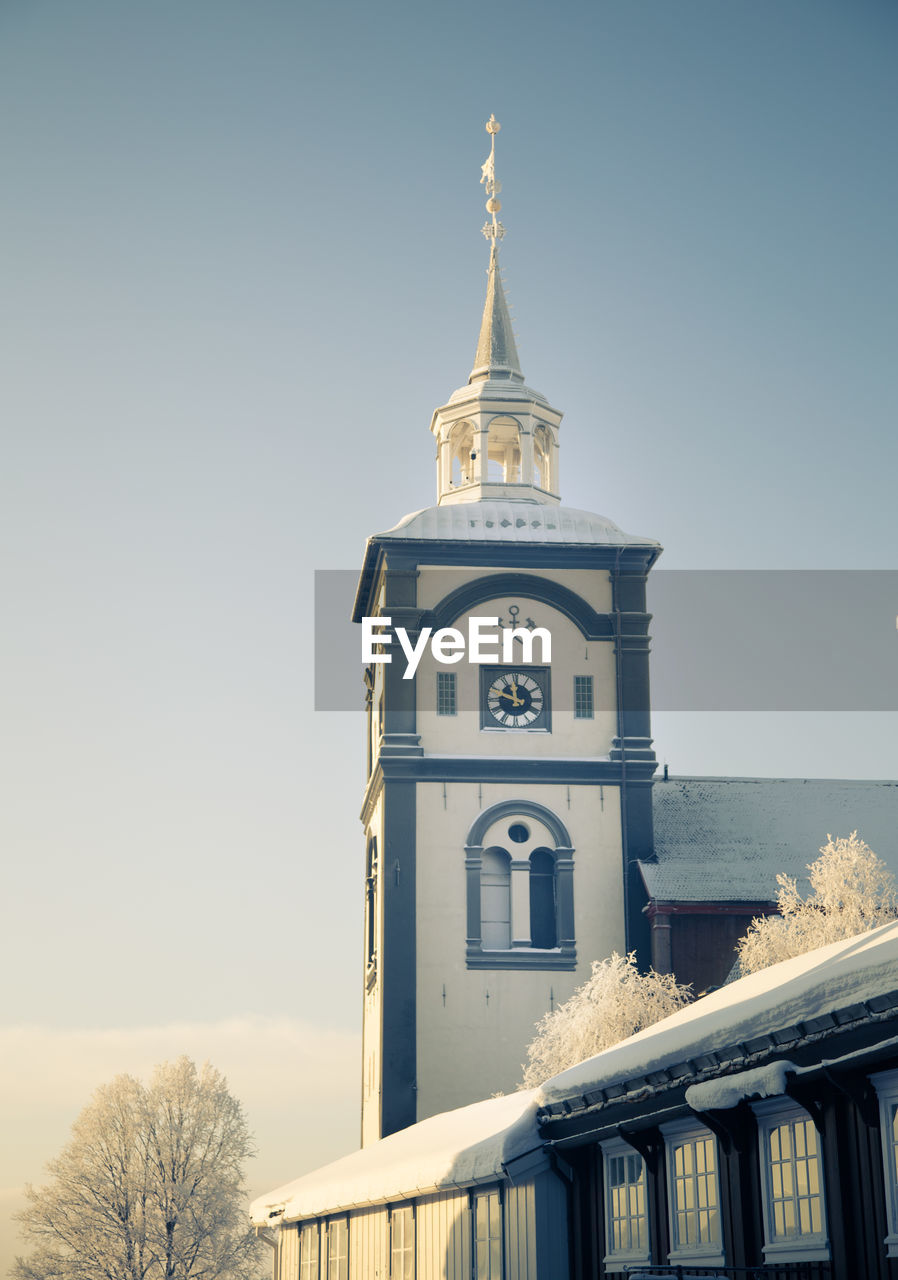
[252,920,898,1279]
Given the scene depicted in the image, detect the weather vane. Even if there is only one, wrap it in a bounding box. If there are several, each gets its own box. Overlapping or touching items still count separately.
[480,114,506,242]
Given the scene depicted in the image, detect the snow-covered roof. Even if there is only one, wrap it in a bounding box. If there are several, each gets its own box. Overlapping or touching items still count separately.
[250,1089,540,1226]
[252,924,898,1226]
[373,500,660,548]
[537,919,898,1109]
[643,776,898,903]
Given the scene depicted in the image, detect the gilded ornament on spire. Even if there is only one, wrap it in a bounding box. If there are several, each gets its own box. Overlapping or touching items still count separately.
[480,115,506,241]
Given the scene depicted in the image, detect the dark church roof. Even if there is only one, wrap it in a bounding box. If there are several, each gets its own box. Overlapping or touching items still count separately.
[641,776,898,905]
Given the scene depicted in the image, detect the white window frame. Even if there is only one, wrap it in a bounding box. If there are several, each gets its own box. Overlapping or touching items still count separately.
[436,671,457,716]
[573,674,594,719]
[473,1188,503,1280]
[325,1217,348,1280]
[660,1118,725,1268]
[751,1096,830,1264]
[390,1203,415,1279]
[600,1137,651,1271]
[870,1068,898,1257]
[299,1221,320,1280]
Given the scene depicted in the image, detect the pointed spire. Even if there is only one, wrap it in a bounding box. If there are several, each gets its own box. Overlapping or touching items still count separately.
[470,243,523,382]
[469,116,524,384]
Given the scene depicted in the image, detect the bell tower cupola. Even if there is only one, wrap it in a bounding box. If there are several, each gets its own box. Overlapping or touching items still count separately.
[432,117,563,507]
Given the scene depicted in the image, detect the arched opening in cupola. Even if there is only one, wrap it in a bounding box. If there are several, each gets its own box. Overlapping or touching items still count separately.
[487,416,521,483]
[449,421,476,488]
[533,424,553,492]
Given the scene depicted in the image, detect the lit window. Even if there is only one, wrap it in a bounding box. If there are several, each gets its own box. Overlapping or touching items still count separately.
[390,1205,415,1279]
[473,1190,503,1279]
[326,1217,348,1280]
[873,1070,898,1257]
[869,1070,898,1257]
[600,1138,650,1270]
[751,1098,829,1263]
[299,1223,320,1280]
[661,1119,725,1267]
[437,671,457,716]
[573,675,594,719]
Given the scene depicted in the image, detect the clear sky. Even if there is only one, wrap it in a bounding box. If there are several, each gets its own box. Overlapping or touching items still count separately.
[2,0,896,1272]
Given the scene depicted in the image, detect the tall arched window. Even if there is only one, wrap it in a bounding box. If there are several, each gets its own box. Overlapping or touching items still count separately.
[480,848,511,949]
[486,416,521,482]
[365,838,378,974]
[529,849,557,949]
[465,801,575,970]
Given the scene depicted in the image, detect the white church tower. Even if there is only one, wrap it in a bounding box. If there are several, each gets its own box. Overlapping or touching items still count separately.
[353,118,661,1144]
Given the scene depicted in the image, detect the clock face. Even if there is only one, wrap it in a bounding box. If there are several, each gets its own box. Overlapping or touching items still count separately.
[482,667,549,729]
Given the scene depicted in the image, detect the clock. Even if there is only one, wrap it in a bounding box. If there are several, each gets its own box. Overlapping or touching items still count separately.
[480,666,550,730]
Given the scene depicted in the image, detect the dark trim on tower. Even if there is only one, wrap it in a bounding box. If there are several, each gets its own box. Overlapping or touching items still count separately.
[352,539,660,622]
[360,756,656,826]
[379,778,417,1138]
[429,573,615,639]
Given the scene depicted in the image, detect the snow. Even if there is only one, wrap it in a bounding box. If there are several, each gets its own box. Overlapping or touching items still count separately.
[684,1060,797,1112]
[375,500,659,548]
[251,923,898,1226]
[645,776,898,903]
[538,920,898,1107]
[250,1089,540,1225]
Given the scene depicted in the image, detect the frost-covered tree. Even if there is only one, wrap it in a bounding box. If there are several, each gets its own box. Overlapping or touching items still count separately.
[14,1057,263,1280]
[521,952,691,1088]
[737,831,898,976]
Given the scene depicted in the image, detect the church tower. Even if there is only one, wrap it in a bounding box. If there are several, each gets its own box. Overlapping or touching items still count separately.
[353,118,660,1144]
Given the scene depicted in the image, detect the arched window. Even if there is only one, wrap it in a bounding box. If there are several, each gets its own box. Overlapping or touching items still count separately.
[533,424,553,491]
[365,838,378,972]
[449,421,476,488]
[486,416,521,483]
[465,801,575,970]
[480,848,511,949]
[529,849,557,949]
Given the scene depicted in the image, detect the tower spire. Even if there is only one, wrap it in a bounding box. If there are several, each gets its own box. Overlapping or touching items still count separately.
[470,116,523,384]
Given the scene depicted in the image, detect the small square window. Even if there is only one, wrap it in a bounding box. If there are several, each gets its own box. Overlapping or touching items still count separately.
[574,675,594,719]
[437,672,457,716]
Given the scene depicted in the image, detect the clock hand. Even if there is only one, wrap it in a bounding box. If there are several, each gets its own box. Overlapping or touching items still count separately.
[508,680,523,706]
[497,685,521,707]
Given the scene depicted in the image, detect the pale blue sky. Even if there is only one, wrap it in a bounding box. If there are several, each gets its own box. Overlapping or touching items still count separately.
[1,0,896,1271]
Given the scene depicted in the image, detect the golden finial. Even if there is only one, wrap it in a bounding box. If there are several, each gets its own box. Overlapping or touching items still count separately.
[480,115,506,242]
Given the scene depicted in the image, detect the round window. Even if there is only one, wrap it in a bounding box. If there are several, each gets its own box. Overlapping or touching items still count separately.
[508,823,529,844]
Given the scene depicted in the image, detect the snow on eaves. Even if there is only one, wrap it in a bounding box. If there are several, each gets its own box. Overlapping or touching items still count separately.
[537,920,898,1108]
[685,1060,796,1112]
[250,1090,539,1226]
